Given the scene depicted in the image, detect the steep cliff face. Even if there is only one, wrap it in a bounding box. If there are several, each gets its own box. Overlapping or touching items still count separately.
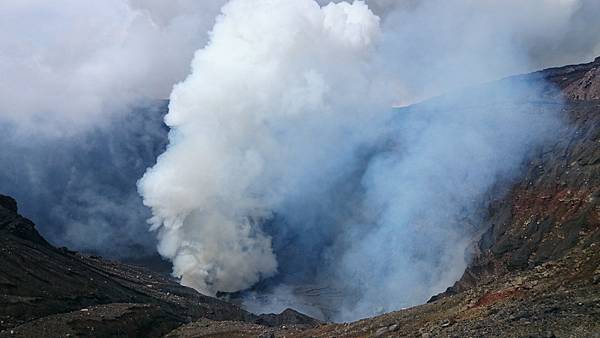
[283,57,600,338]
[446,57,600,295]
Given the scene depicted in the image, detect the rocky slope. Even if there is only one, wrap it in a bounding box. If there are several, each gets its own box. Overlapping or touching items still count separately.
[1,57,599,337]
[0,196,319,337]
[168,244,598,337]
[435,56,600,298]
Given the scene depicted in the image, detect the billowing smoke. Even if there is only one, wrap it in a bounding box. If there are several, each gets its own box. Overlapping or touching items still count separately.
[0,0,226,134]
[139,0,386,295]
[138,0,594,321]
[2,0,599,323]
[371,0,600,103]
[0,0,223,257]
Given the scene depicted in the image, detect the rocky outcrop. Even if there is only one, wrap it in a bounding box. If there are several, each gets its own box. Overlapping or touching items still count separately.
[298,243,599,337]
[548,56,600,101]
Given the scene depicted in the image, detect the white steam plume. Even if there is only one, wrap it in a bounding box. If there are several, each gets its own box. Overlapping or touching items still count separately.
[138,0,597,321]
[139,0,386,295]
